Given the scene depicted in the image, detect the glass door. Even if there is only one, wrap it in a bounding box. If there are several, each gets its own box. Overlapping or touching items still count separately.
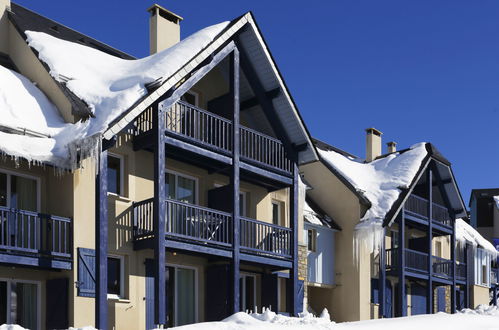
[166,265,197,327]
[240,274,256,313]
[0,280,39,330]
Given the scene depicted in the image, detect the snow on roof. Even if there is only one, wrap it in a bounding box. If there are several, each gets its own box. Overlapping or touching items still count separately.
[304,201,325,226]
[0,21,229,168]
[317,143,428,224]
[455,218,497,255]
[494,196,499,210]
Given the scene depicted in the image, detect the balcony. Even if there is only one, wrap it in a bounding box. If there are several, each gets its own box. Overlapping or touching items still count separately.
[0,206,72,269]
[404,194,452,227]
[133,101,293,178]
[132,198,292,261]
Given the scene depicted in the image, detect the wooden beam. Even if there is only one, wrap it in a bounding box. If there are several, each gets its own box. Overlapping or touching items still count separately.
[153,102,167,326]
[236,37,298,163]
[427,170,433,314]
[240,87,281,111]
[289,164,299,315]
[379,227,386,318]
[95,148,108,330]
[230,48,241,315]
[398,211,407,316]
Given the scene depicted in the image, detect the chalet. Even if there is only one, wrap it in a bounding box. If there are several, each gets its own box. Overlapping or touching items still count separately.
[0,2,317,329]
[300,129,495,321]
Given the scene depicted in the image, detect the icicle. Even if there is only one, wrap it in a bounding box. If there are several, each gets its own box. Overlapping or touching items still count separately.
[353,218,384,266]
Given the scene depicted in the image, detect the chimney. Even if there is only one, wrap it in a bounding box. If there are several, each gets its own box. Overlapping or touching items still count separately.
[365,127,383,162]
[148,4,183,55]
[0,0,10,54]
[387,141,397,153]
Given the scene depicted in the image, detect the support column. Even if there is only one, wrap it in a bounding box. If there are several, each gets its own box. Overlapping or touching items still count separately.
[230,48,241,315]
[290,164,299,316]
[427,170,433,314]
[379,227,386,318]
[398,211,407,316]
[95,147,108,330]
[153,102,166,326]
[465,243,471,308]
[451,229,456,313]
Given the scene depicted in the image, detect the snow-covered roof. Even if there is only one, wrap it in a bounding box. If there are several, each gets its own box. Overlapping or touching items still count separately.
[317,143,428,225]
[494,196,499,210]
[455,218,497,255]
[0,21,229,168]
[304,201,325,226]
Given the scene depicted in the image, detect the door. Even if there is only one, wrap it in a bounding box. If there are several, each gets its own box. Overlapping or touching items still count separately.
[437,287,446,312]
[410,283,427,315]
[385,281,393,318]
[0,280,39,330]
[240,274,257,313]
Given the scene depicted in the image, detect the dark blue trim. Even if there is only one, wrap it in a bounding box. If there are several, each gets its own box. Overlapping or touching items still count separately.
[379,226,386,318]
[95,149,108,330]
[398,210,407,316]
[240,251,293,268]
[153,101,167,326]
[0,253,71,270]
[290,164,299,315]
[427,169,433,314]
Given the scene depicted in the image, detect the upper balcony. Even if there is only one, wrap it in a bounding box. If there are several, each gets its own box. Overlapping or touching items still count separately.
[0,206,72,270]
[132,198,292,267]
[133,101,294,188]
[404,194,453,229]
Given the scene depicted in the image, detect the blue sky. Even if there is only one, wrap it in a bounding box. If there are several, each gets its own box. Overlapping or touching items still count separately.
[15,0,499,204]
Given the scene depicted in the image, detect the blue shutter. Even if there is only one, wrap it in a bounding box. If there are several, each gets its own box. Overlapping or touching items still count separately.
[77,248,96,297]
[371,278,379,304]
[297,280,305,314]
[437,287,446,312]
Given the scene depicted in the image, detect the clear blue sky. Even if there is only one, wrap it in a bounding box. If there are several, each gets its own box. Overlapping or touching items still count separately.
[15,0,499,205]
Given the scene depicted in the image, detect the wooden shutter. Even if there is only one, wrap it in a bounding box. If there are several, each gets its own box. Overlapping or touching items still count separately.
[46,278,69,329]
[296,280,305,314]
[77,248,96,297]
[371,278,379,304]
[205,265,230,321]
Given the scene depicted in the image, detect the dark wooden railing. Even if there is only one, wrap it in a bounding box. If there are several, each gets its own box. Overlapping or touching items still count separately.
[132,198,292,258]
[405,194,452,227]
[240,216,292,258]
[456,262,467,281]
[405,248,429,273]
[0,206,72,258]
[133,101,292,173]
[432,255,453,279]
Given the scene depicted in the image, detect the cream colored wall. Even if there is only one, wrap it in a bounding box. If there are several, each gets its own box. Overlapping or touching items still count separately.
[471,285,489,308]
[301,161,370,322]
[493,207,499,239]
[0,0,9,54]
[149,12,180,54]
[7,21,75,123]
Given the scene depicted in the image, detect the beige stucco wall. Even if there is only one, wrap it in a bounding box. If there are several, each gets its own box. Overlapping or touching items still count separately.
[301,161,370,322]
[0,0,9,54]
[471,285,489,308]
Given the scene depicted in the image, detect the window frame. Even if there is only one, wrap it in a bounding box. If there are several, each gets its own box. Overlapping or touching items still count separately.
[0,168,41,212]
[474,247,491,287]
[181,91,199,107]
[167,263,199,326]
[0,278,41,330]
[271,200,283,226]
[166,169,199,204]
[107,254,125,300]
[240,272,257,313]
[307,228,317,252]
[107,153,125,197]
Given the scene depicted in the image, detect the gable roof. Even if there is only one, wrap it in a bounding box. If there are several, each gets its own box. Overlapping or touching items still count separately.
[315,141,467,227]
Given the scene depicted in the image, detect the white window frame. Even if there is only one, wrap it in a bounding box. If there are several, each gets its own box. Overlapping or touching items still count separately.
[107,153,125,197]
[167,263,199,326]
[240,272,257,313]
[474,247,491,287]
[0,278,41,330]
[166,169,199,204]
[107,254,125,300]
[0,168,41,212]
[307,228,317,253]
[272,200,283,226]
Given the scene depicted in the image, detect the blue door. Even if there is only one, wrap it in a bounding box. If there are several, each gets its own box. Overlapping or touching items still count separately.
[385,281,392,318]
[145,260,155,330]
[437,287,446,312]
[411,283,427,315]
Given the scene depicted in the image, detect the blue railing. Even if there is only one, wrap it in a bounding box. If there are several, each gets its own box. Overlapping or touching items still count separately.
[432,256,453,279]
[133,198,292,258]
[456,262,467,281]
[133,101,292,174]
[404,194,452,227]
[385,248,429,273]
[0,206,72,258]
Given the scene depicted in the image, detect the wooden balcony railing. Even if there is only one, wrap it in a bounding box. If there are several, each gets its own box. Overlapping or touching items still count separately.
[432,255,453,279]
[456,262,467,281]
[0,206,72,259]
[404,194,452,227]
[133,101,292,174]
[132,198,292,259]
[405,248,429,273]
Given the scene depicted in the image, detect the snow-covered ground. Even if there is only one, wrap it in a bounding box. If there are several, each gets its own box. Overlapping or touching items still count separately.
[167,306,499,330]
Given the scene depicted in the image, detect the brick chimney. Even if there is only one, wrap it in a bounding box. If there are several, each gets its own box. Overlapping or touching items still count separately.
[148,4,183,54]
[387,141,397,153]
[0,0,10,54]
[365,127,382,162]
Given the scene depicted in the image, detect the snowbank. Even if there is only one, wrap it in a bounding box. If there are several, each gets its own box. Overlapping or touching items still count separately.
[455,218,497,255]
[317,143,428,259]
[0,20,229,169]
[459,304,499,316]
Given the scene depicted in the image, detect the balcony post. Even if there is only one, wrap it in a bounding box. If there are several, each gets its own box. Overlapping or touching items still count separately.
[451,228,456,313]
[379,227,386,318]
[230,48,241,315]
[95,147,108,330]
[153,102,167,326]
[290,164,299,316]
[398,210,407,316]
[427,169,433,314]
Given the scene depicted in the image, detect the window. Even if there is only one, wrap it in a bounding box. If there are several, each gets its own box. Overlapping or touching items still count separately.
[239,273,257,312]
[166,171,197,204]
[167,265,198,327]
[435,241,443,258]
[0,170,39,212]
[0,279,40,329]
[107,256,124,298]
[107,154,124,196]
[181,91,199,107]
[272,201,282,226]
[307,229,317,252]
[475,248,491,287]
[391,231,399,249]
